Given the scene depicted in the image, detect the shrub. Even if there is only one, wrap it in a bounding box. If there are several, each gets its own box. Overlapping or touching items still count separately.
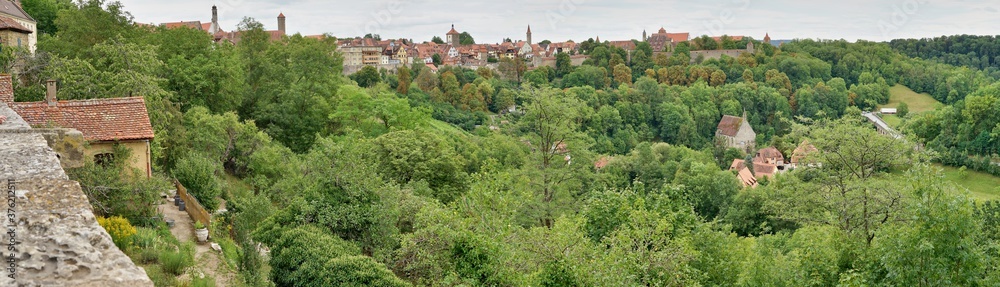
[190,276,216,287]
[143,265,176,287]
[174,153,222,210]
[159,243,195,276]
[133,227,160,249]
[97,216,137,250]
[70,145,168,225]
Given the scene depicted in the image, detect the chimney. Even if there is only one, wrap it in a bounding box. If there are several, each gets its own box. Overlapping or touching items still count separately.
[277,12,286,34]
[46,80,57,107]
[0,74,12,105]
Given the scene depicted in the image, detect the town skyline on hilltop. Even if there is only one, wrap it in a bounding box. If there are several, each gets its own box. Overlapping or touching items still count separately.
[119,0,997,43]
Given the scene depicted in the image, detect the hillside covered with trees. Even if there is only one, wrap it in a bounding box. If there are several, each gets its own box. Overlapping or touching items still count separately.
[10,0,1000,286]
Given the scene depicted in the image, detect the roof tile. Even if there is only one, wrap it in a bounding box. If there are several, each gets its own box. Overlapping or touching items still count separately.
[10,97,155,142]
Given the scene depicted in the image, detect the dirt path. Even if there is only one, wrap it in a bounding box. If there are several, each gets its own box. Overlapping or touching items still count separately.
[159,197,235,287]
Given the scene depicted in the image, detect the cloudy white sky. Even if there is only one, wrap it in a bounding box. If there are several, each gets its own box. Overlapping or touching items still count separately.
[118,0,997,43]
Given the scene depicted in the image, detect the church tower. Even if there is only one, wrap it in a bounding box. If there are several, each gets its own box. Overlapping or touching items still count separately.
[209,5,220,35]
[526,25,532,45]
[447,24,460,46]
[643,29,647,41]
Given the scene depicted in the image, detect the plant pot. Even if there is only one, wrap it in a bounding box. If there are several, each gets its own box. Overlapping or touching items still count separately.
[195,228,209,242]
[165,219,175,228]
[178,200,186,211]
[174,195,180,206]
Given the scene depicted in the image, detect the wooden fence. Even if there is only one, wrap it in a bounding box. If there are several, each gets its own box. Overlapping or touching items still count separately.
[174,180,212,228]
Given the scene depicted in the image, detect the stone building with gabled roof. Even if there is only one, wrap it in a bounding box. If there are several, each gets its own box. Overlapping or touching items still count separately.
[716,113,756,153]
[0,0,36,53]
[3,77,155,177]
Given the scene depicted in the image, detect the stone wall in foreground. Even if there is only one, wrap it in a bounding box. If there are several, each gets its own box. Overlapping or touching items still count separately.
[0,103,153,287]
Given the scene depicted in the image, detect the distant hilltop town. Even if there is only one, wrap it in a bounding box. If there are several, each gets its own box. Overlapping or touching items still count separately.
[154,6,783,75]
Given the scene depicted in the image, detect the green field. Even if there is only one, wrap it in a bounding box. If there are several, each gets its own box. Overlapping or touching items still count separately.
[936,164,1000,202]
[882,85,942,113]
[881,114,902,128]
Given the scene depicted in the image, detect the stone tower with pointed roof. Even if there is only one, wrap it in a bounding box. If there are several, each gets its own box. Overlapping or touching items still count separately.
[208,5,220,35]
[642,29,647,41]
[447,24,460,46]
[763,33,771,44]
[526,25,532,45]
[277,12,286,34]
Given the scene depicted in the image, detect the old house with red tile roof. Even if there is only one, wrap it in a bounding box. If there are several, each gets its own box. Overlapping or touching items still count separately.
[790,140,820,168]
[754,147,785,166]
[0,0,36,53]
[716,113,756,153]
[2,78,155,177]
[646,27,689,52]
[0,14,31,51]
[736,167,758,188]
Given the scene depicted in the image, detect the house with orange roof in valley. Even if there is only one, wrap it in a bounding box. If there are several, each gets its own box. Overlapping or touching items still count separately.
[790,140,820,169]
[2,77,155,177]
[752,162,778,179]
[736,167,758,188]
[754,147,785,165]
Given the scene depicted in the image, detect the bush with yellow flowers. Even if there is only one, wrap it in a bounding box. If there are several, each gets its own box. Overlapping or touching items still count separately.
[97,216,137,250]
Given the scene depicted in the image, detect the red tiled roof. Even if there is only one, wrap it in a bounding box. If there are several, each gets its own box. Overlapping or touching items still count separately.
[717,115,744,137]
[0,15,31,33]
[10,97,155,142]
[594,156,610,170]
[163,21,203,30]
[608,40,635,51]
[737,167,758,188]
[447,25,459,35]
[792,140,819,164]
[665,33,689,43]
[729,159,746,171]
[753,163,777,177]
[755,147,784,162]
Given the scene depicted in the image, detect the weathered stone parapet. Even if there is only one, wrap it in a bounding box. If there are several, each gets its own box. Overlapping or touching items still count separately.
[1,104,153,287]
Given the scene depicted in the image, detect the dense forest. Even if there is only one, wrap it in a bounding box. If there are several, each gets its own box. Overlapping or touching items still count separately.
[11,0,1000,286]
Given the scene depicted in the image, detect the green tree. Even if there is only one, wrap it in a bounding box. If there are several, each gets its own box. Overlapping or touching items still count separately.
[612,63,632,86]
[555,52,572,77]
[41,0,136,58]
[772,116,914,245]
[459,31,475,45]
[173,153,222,210]
[355,65,381,88]
[374,129,467,203]
[22,0,73,36]
[432,53,442,66]
[396,65,412,94]
[897,101,909,117]
[518,87,593,228]
[499,56,527,83]
[431,36,444,44]
[864,166,986,287]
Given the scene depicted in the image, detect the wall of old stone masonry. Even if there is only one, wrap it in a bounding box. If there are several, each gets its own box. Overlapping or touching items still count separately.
[0,103,153,287]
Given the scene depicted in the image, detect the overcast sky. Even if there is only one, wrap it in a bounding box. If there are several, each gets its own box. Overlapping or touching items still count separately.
[118,0,997,43]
